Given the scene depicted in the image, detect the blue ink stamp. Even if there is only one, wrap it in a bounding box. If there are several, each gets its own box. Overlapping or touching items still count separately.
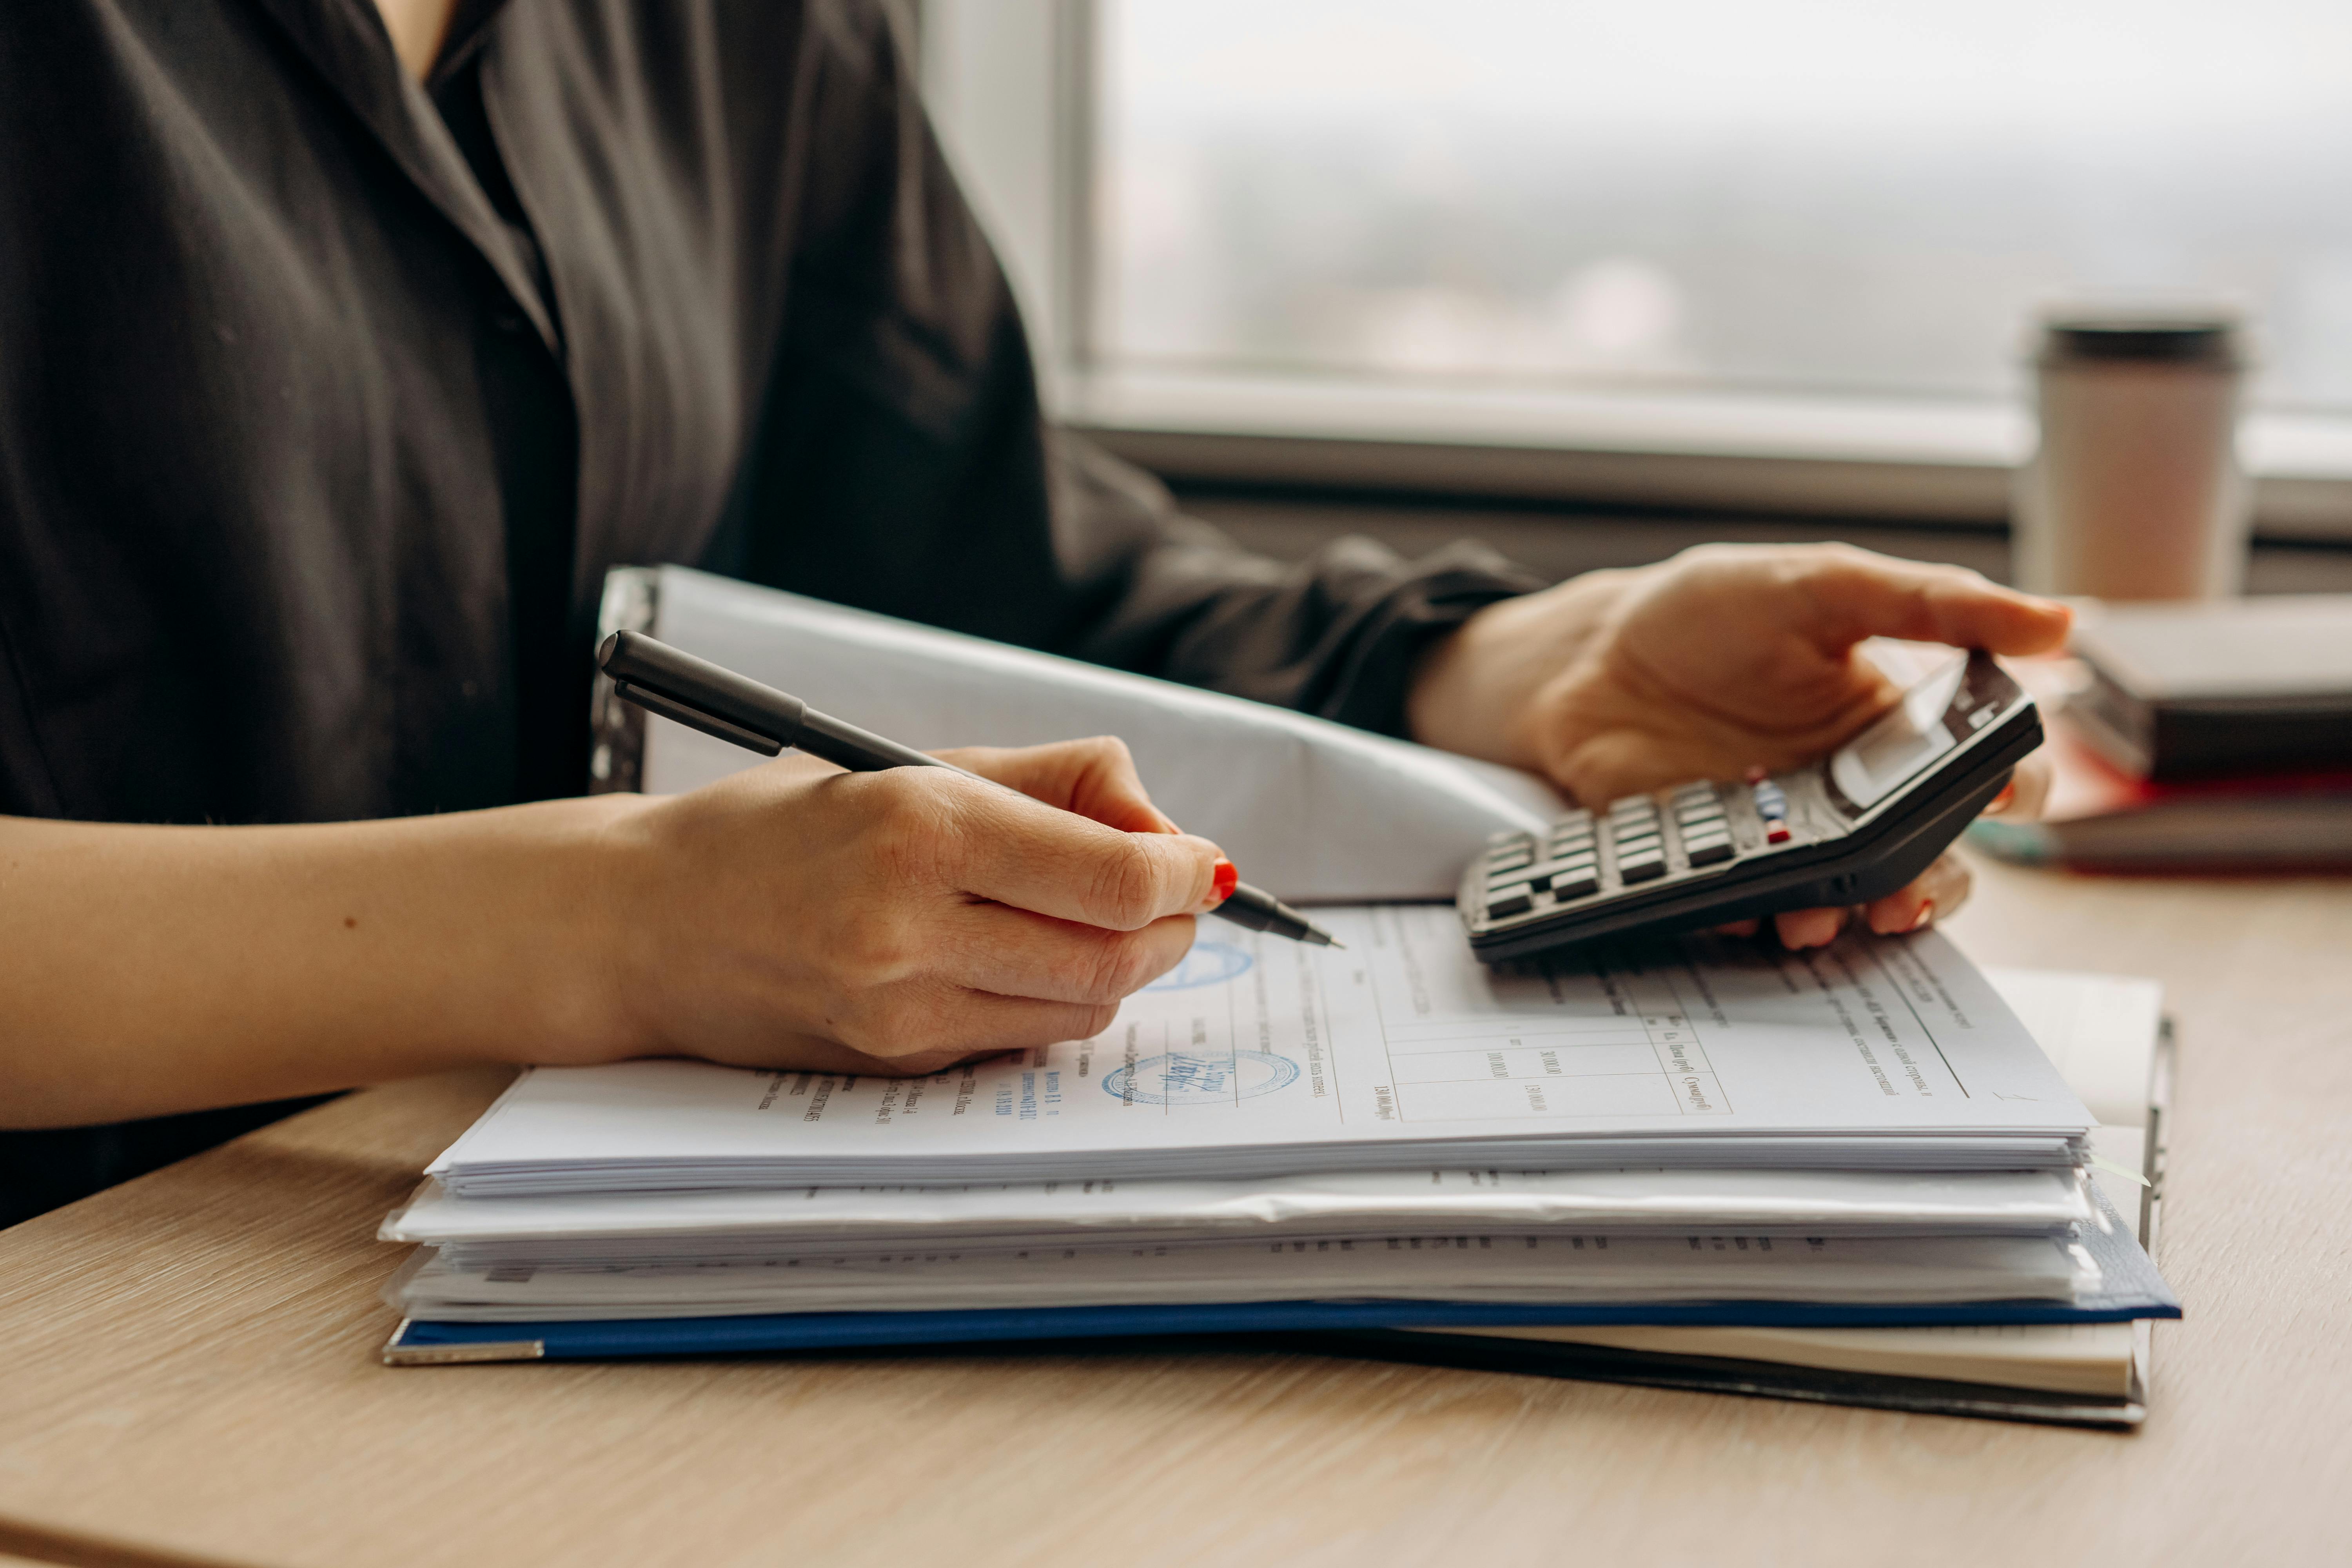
[1142,939,1253,991]
[1104,1050,1299,1105]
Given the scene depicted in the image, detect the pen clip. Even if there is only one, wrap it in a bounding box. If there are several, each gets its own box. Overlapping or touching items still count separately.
[611,681,784,757]
[599,630,806,754]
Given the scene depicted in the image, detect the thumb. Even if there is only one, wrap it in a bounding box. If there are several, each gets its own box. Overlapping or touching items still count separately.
[932,736,1174,834]
[1796,548,2072,657]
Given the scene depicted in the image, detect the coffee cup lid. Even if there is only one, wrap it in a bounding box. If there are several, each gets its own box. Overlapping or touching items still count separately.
[2037,312,2242,367]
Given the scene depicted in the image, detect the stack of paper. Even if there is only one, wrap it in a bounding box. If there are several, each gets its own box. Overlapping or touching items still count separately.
[389,1166,2094,1268]
[383,913,2176,1361]
[390,1232,2101,1321]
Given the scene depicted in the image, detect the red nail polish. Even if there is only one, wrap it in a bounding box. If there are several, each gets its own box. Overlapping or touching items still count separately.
[1211,859,1238,904]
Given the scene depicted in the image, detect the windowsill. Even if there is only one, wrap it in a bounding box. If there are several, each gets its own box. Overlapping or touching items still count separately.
[1060,366,2352,540]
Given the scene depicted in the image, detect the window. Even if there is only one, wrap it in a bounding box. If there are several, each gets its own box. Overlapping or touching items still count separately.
[923,0,2352,533]
[1101,0,2352,409]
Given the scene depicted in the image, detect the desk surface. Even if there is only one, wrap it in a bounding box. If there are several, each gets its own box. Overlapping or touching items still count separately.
[3,853,2348,1568]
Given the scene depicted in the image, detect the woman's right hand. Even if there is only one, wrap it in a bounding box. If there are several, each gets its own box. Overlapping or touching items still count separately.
[589,737,1226,1078]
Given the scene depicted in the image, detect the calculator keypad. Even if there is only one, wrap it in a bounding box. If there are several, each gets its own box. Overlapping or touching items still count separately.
[1474,780,1757,927]
[1463,649,2034,952]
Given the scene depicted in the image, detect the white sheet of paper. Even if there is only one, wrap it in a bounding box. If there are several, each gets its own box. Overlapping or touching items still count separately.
[634,565,1564,902]
[385,1166,2092,1269]
[1981,967,2162,1129]
[428,913,2093,1193]
[394,1229,2096,1321]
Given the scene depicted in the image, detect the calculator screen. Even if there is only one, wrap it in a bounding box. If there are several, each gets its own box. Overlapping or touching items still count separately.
[1828,660,1966,813]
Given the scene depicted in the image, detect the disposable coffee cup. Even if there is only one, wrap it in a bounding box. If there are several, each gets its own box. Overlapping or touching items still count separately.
[2012,313,2251,601]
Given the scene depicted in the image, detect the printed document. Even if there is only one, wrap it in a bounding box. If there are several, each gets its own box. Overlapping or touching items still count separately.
[430,912,2094,1191]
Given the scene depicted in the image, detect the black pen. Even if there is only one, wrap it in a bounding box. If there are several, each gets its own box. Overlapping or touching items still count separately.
[597,630,1342,948]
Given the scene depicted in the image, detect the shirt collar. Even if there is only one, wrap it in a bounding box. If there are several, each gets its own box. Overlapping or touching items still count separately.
[243,0,555,349]
[428,0,517,89]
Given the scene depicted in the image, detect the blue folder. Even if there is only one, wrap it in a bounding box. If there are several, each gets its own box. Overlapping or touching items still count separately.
[384,1191,2177,1364]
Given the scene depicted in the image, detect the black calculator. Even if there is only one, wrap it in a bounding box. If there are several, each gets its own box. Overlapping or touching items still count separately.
[1458,650,2042,962]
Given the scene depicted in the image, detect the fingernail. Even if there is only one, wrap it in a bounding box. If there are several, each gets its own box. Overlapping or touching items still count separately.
[1210,859,1238,904]
[1909,899,1935,932]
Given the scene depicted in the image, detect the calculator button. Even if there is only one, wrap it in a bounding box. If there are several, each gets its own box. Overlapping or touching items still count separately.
[1617,852,1666,884]
[1613,833,1661,856]
[1485,888,1536,920]
[1684,836,1735,866]
[1548,869,1601,900]
[1488,848,1534,872]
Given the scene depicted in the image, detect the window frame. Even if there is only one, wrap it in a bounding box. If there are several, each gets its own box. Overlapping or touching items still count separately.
[920,0,2352,541]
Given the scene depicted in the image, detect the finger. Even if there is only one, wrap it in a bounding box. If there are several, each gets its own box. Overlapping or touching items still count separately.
[1794,548,2073,657]
[1862,851,1974,934]
[942,905,1200,1005]
[722,1035,1008,1080]
[1984,753,2053,820]
[1774,904,1849,949]
[935,737,1173,834]
[909,771,1223,929]
[818,986,1125,1072]
[932,990,1127,1054]
[1548,728,1734,810]
[1710,918,1761,938]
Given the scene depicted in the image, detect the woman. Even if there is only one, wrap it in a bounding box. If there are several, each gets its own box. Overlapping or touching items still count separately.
[0,0,2067,1218]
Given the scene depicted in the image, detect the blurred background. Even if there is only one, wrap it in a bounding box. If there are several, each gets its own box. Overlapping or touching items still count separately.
[918,0,2352,590]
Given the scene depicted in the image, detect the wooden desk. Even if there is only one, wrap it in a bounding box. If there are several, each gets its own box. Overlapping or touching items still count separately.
[3,855,2348,1568]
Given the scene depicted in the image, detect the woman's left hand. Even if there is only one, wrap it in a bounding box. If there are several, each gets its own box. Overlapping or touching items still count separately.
[1406,542,2072,947]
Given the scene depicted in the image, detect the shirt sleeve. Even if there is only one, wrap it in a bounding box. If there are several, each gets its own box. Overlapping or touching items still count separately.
[1038,433,1544,735]
[711,2,1543,739]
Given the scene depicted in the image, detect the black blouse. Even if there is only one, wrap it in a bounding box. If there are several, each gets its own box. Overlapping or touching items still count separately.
[0,0,1537,1222]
